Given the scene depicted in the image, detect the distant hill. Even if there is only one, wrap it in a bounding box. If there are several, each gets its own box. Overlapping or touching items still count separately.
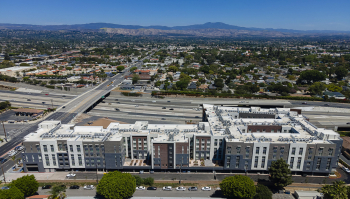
[0,22,349,37]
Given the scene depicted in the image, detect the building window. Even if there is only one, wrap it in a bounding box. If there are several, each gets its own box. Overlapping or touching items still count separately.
[70,145,73,152]
[316,158,321,170]
[45,154,50,166]
[237,147,241,154]
[297,157,301,169]
[43,145,48,152]
[291,147,296,155]
[308,148,313,154]
[235,156,240,168]
[38,155,42,162]
[227,147,231,154]
[214,139,218,146]
[299,148,303,155]
[77,145,81,152]
[78,154,82,166]
[50,145,54,152]
[63,144,67,151]
[263,147,267,155]
[261,156,265,168]
[71,154,75,166]
[308,156,312,160]
[273,155,276,160]
[58,144,62,151]
[256,147,260,154]
[290,157,294,168]
[254,157,258,168]
[318,148,323,156]
[326,158,331,170]
[328,148,333,156]
[36,145,41,153]
[182,146,184,154]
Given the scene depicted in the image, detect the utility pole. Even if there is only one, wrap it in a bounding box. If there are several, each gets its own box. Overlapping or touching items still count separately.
[51,99,53,109]
[95,163,99,184]
[1,164,6,184]
[2,121,7,142]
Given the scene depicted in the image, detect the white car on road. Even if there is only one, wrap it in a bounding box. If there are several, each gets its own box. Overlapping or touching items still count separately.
[66,173,76,177]
[342,166,350,173]
[7,150,16,155]
[201,187,211,191]
[162,186,172,191]
[84,185,95,190]
[176,187,186,191]
[136,186,146,190]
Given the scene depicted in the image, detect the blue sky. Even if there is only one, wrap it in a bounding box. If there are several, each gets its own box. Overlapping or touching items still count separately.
[1,0,350,31]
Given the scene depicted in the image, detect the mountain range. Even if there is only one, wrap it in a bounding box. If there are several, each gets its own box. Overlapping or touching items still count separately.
[0,22,349,37]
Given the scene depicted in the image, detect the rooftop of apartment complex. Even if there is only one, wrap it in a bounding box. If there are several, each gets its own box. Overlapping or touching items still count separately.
[25,104,340,145]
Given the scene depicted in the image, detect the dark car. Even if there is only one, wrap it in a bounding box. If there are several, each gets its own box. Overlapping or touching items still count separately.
[161,118,166,120]
[162,107,166,109]
[147,187,157,190]
[101,101,105,103]
[27,99,31,101]
[188,187,198,191]
[70,185,80,189]
[195,116,200,118]
[169,108,174,110]
[115,99,118,101]
[62,95,66,97]
[62,106,66,108]
[324,104,330,106]
[115,108,120,111]
[116,102,120,104]
[167,101,171,102]
[42,185,52,189]
[0,158,7,164]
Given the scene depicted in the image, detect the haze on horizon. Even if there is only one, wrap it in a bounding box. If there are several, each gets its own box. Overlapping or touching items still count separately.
[1,0,350,31]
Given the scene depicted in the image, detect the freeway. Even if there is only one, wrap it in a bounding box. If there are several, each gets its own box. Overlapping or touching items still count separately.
[0,57,148,158]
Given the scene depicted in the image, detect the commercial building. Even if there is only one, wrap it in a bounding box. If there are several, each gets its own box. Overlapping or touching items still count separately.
[22,105,342,174]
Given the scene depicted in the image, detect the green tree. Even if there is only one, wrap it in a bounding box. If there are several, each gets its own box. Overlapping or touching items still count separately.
[214,78,224,89]
[326,84,342,92]
[176,79,190,90]
[132,74,140,84]
[168,65,178,72]
[268,159,293,189]
[143,177,154,186]
[97,171,136,199]
[130,66,137,72]
[335,66,348,80]
[0,186,24,199]
[220,175,256,199]
[320,181,347,199]
[308,82,326,95]
[10,175,39,196]
[117,65,125,72]
[297,70,326,84]
[134,175,143,186]
[49,185,67,199]
[19,63,30,66]
[255,184,272,199]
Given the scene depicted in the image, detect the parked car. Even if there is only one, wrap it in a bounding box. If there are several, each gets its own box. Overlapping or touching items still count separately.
[70,185,80,189]
[62,95,66,97]
[135,105,139,107]
[195,116,200,118]
[84,185,95,190]
[201,187,211,191]
[147,187,157,190]
[15,146,24,151]
[347,122,350,125]
[8,151,17,157]
[136,186,146,190]
[163,186,172,191]
[42,185,52,189]
[161,118,166,120]
[188,187,198,191]
[176,187,186,191]
[1,187,10,190]
[167,101,171,102]
[7,150,16,155]
[66,173,76,177]
[342,166,350,173]
[115,108,120,111]
[0,158,7,164]
[115,99,118,101]
[62,106,66,108]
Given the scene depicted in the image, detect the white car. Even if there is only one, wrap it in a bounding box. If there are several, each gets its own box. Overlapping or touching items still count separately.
[176,187,186,191]
[152,101,156,103]
[162,186,172,191]
[7,150,16,155]
[131,100,135,102]
[84,185,95,190]
[135,105,139,107]
[8,152,17,157]
[66,174,76,177]
[136,186,146,190]
[342,166,350,173]
[201,187,211,191]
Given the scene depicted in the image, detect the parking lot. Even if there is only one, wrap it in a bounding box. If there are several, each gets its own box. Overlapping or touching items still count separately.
[0,110,33,122]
